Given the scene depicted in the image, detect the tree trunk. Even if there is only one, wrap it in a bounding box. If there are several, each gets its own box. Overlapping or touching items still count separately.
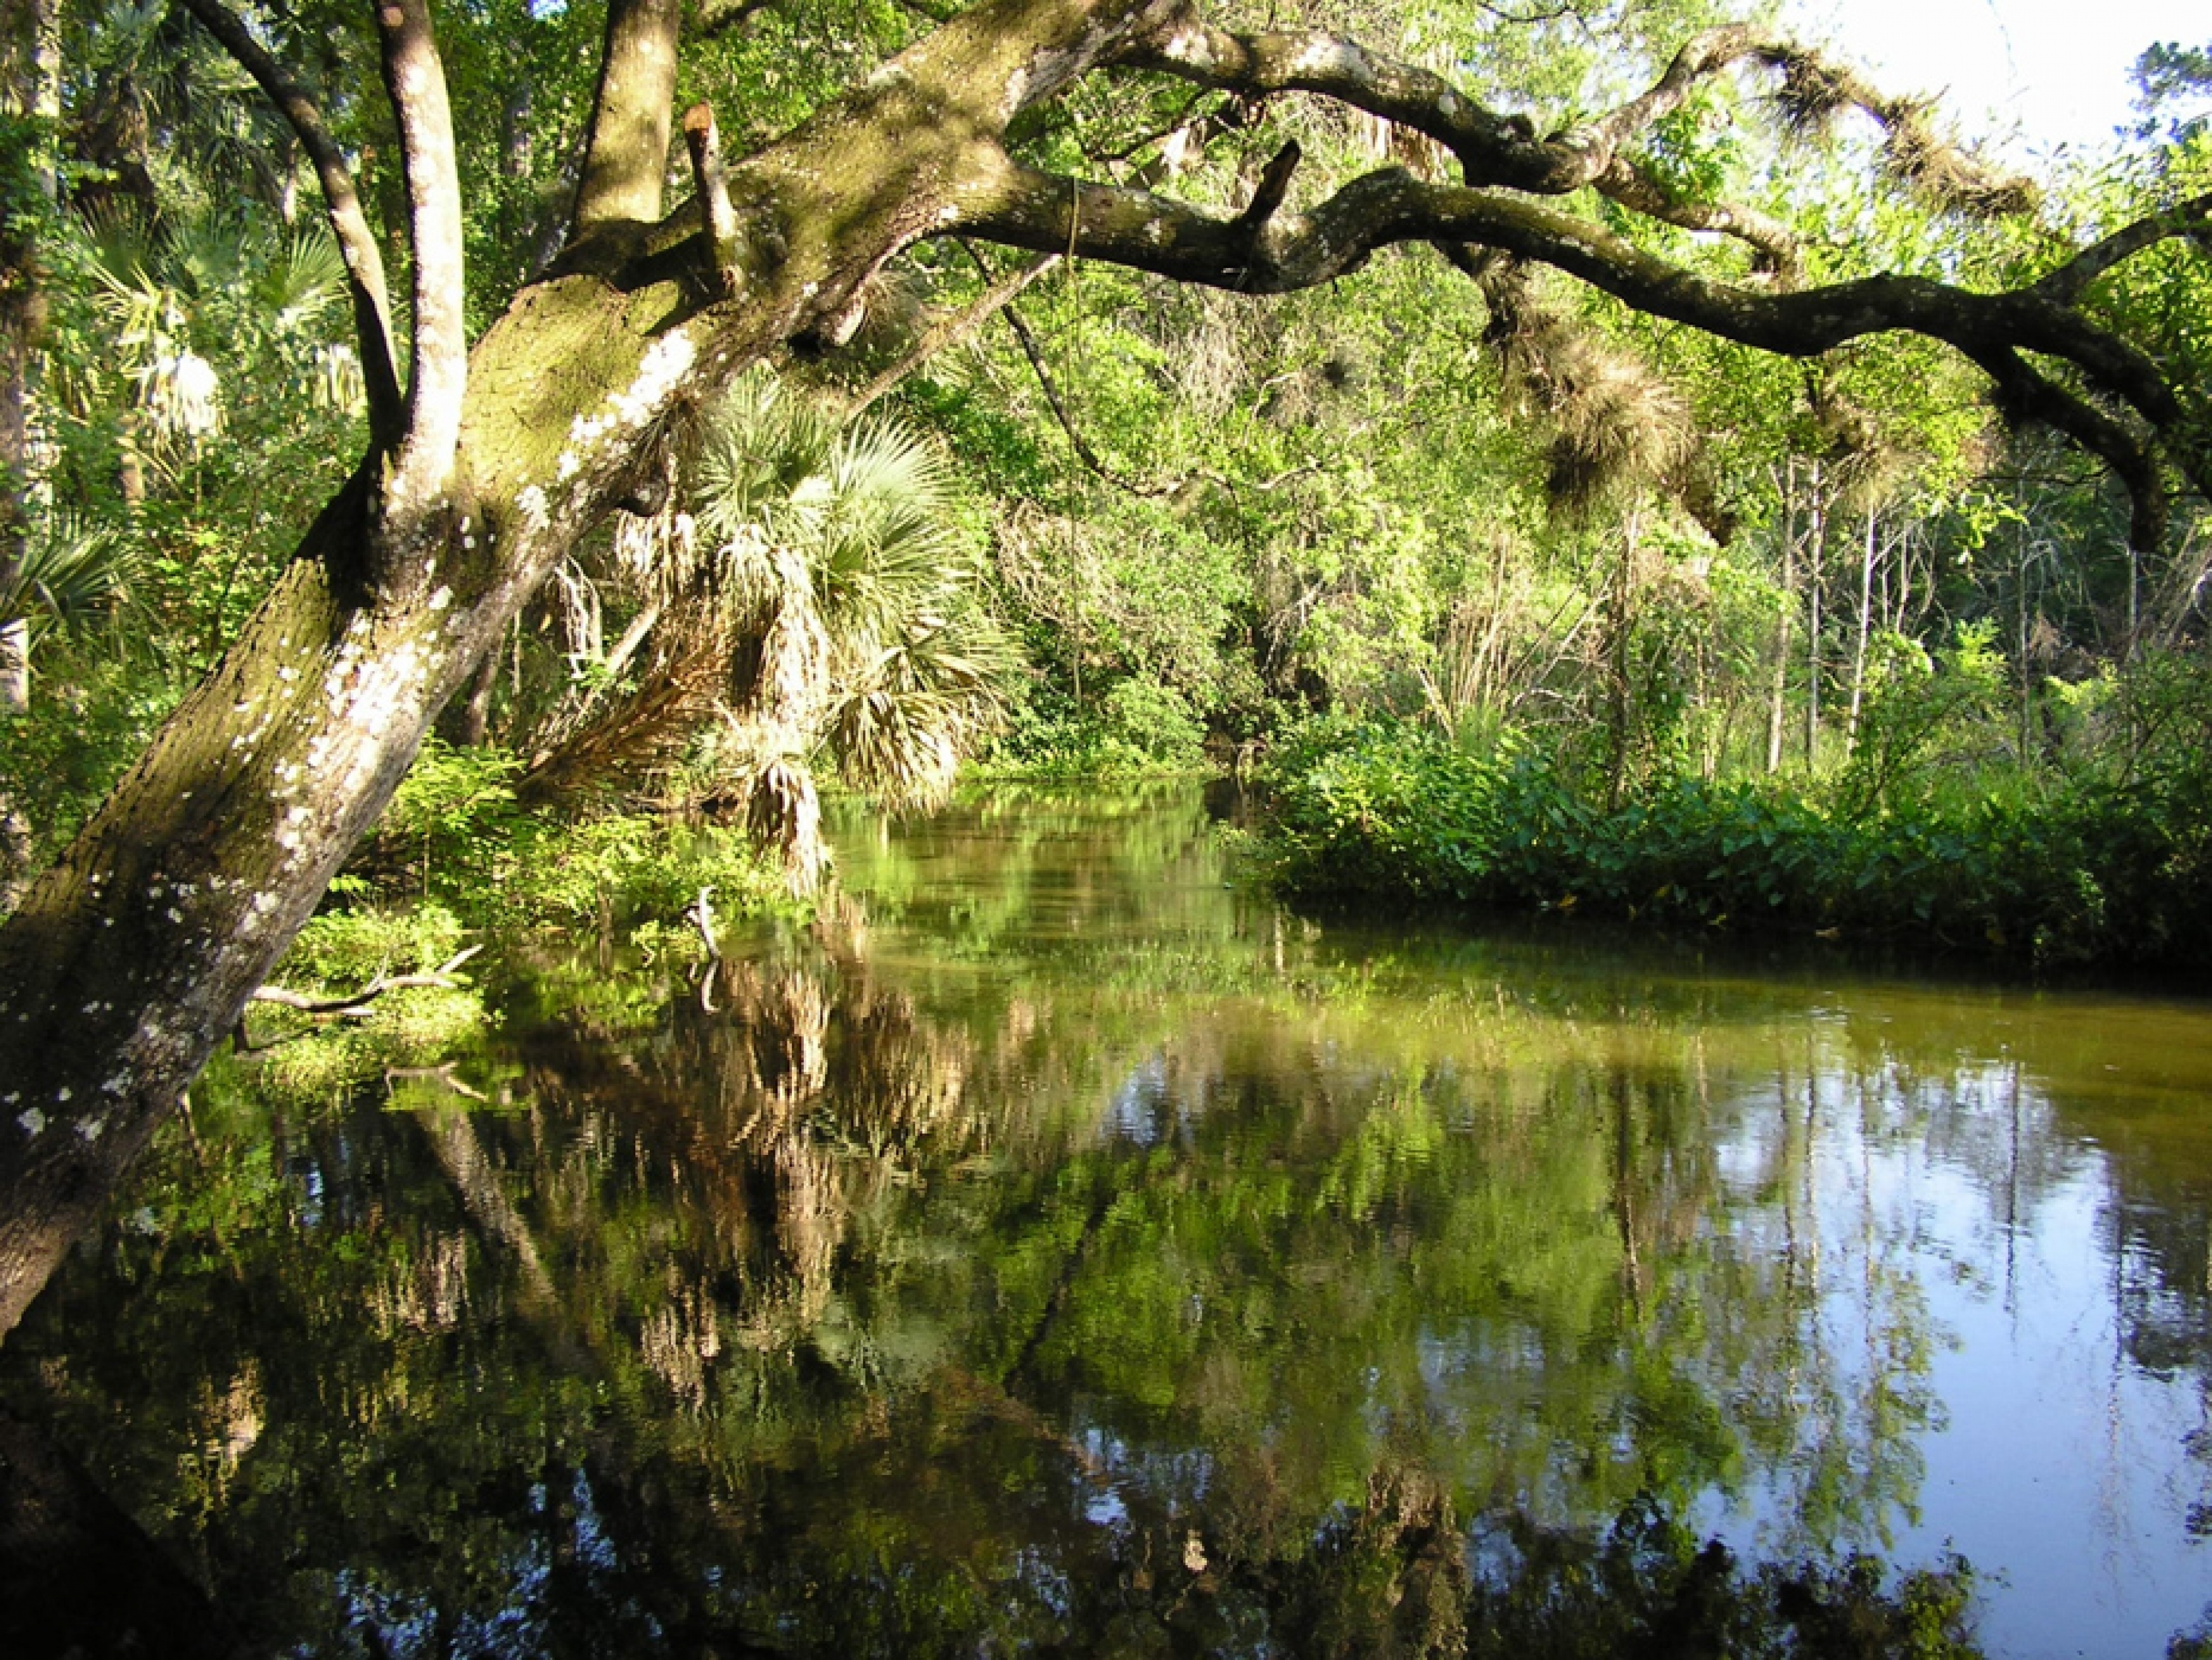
[1802,461,1826,770]
[1844,509,1876,755]
[1765,462,1795,774]
[0,273,764,1335]
[0,0,1189,1341]
[1,0,60,720]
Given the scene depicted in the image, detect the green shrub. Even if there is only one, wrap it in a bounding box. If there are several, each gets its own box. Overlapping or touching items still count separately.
[1253,710,2212,969]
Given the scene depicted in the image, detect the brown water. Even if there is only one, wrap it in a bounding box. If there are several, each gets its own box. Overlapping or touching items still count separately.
[5,784,2211,1655]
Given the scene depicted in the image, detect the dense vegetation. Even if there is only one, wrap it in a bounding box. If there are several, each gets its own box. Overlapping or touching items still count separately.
[4,0,2209,983]
[2,0,2212,1637]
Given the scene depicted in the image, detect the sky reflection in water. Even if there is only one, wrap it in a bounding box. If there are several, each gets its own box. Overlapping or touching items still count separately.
[4,784,2210,1657]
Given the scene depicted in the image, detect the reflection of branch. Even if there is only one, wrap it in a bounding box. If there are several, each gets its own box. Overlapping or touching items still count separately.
[692,886,722,1013]
[418,1110,566,1320]
[1005,1178,1117,1389]
[385,1062,487,1102]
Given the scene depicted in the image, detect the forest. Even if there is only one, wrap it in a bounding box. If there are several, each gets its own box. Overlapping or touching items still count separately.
[0,0,2209,1391]
[3,0,2212,1645]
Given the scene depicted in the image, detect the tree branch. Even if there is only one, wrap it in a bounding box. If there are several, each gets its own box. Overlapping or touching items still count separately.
[374,0,468,514]
[1968,347,2166,549]
[573,0,683,234]
[845,251,1061,416]
[962,161,2205,527]
[172,0,404,448]
[1591,157,1802,282]
[2030,192,2212,305]
[237,946,483,1052]
[682,102,744,294]
[1120,16,2034,214]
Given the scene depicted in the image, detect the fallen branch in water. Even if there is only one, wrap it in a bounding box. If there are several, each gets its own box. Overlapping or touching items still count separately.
[233,946,483,1052]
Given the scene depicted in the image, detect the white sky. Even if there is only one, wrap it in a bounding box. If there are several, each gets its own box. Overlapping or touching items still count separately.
[1781,0,2206,157]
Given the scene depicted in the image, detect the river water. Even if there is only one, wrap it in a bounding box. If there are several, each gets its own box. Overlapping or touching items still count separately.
[6,785,2211,1655]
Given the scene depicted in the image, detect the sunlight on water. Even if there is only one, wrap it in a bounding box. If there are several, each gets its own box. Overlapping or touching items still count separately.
[4,785,2210,1655]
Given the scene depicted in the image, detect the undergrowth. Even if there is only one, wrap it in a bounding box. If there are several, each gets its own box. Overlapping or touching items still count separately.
[1252,697,2212,971]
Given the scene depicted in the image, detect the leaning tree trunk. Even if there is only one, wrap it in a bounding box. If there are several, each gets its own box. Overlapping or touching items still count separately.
[0,0,1186,1339]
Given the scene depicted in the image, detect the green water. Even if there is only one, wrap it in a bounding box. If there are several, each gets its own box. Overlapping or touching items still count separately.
[6,784,2212,1655]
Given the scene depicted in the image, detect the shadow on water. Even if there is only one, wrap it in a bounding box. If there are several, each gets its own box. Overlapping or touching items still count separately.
[4,784,2211,1656]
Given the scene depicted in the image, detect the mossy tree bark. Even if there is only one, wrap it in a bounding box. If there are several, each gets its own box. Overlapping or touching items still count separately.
[0,0,2205,1338]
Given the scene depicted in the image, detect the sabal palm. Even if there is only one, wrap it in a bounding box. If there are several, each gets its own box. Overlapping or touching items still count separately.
[0,512,141,711]
[691,373,1013,883]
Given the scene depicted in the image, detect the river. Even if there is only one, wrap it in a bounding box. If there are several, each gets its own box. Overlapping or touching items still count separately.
[5,784,2210,1655]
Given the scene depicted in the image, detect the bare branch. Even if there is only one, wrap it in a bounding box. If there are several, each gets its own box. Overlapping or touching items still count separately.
[998,298,1153,491]
[1570,24,1765,155]
[173,0,404,447]
[1591,157,1802,283]
[2031,192,2212,305]
[246,945,483,1019]
[845,252,1061,417]
[694,0,774,38]
[947,240,1158,493]
[1120,23,1565,190]
[374,0,468,510]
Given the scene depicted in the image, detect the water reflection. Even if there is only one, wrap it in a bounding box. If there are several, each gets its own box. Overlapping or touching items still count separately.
[4,786,2211,1655]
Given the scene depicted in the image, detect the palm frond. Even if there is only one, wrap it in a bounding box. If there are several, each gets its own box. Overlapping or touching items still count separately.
[260,229,351,335]
[1,514,142,641]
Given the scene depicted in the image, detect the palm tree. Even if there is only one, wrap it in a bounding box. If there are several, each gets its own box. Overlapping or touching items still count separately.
[0,508,140,708]
[525,372,1013,889]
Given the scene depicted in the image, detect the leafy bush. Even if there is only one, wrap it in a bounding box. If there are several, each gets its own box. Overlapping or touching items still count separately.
[1253,710,2212,969]
[984,673,1211,776]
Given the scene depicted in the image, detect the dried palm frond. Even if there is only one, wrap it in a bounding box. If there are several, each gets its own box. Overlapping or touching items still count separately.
[739,749,827,894]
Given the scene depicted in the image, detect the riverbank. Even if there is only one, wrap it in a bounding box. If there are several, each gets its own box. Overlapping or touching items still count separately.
[1245,717,2212,973]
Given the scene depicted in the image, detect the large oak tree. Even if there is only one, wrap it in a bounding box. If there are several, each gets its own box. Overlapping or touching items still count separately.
[0,0,2205,1337]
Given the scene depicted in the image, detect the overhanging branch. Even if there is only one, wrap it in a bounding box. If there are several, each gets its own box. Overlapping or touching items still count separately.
[962,160,2204,529]
[1119,16,2032,217]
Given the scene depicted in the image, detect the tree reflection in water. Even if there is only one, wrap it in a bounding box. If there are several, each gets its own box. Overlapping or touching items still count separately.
[5,790,2211,1654]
